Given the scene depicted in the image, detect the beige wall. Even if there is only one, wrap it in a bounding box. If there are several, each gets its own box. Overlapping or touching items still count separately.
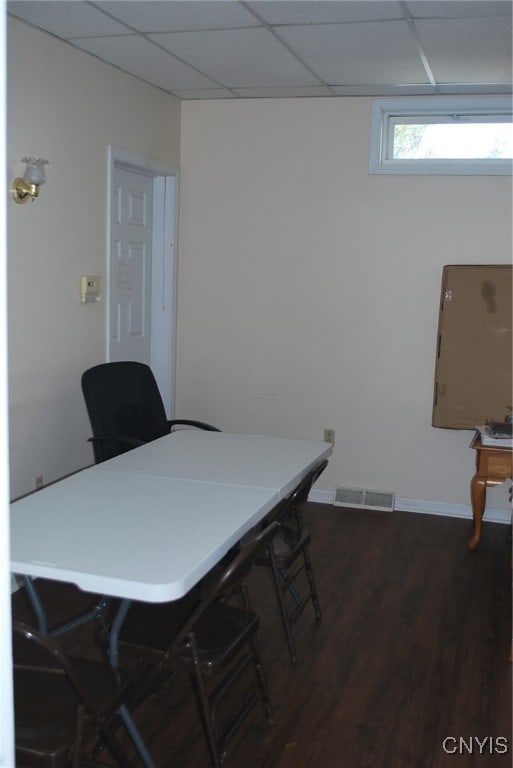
[177,98,512,511]
[7,19,181,498]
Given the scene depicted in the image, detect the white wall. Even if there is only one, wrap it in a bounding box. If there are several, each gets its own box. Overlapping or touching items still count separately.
[7,19,181,499]
[177,98,512,512]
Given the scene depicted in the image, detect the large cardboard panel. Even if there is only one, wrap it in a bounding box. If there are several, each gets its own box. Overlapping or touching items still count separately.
[432,265,512,429]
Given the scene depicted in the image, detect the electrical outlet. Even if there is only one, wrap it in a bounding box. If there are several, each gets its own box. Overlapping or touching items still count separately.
[323,429,335,446]
[35,475,43,490]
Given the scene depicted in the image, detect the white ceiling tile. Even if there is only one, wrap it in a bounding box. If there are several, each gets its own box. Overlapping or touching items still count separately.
[416,18,512,83]
[95,0,260,33]
[7,1,129,38]
[246,1,404,24]
[407,1,512,19]
[149,27,320,88]
[73,35,219,91]
[277,21,429,85]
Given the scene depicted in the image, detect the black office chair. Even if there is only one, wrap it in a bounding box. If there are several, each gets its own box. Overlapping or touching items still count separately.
[81,361,220,464]
[257,460,328,665]
[12,620,143,768]
[118,522,279,768]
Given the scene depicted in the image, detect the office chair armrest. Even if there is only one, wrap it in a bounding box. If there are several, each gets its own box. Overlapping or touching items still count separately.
[87,434,146,449]
[168,420,221,432]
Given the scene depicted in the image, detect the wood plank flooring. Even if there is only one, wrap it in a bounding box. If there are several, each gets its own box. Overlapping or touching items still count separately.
[12,505,512,768]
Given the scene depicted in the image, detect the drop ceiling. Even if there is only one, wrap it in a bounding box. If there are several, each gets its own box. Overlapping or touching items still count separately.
[7,1,513,100]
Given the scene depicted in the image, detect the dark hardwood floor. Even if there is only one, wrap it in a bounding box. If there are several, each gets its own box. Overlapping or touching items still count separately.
[12,505,512,768]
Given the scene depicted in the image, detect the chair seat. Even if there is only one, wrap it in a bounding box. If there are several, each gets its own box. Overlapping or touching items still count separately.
[15,666,76,767]
[16,736,71,768]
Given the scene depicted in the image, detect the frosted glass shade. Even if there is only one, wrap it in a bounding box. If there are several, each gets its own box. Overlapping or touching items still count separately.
[22,157,48,186]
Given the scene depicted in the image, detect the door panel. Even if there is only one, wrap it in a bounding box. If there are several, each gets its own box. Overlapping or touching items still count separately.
[110,168,153,364]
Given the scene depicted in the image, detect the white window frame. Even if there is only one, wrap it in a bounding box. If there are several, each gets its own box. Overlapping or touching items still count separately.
[369,96,513,176]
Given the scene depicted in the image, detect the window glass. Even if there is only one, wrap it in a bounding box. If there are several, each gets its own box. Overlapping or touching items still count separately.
[369,97,513,175]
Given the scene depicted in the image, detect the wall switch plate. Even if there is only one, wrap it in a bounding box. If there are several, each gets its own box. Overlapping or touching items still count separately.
[323,428,335,446]
[80,275,102,303]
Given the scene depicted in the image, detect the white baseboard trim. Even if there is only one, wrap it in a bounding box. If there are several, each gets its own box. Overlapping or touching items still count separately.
[308,489,512,525]
[395,496,511,525]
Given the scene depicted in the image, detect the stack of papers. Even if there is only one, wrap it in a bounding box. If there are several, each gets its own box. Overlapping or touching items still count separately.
[477,425,513,448]
[490,421,513,438]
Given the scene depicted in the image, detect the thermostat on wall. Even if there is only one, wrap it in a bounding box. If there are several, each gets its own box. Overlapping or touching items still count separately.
[80,275,102,303]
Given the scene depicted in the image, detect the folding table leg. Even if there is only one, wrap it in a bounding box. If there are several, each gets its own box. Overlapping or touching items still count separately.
[110,598,157,768]
[20,575,48,634]
[19,575,111,638]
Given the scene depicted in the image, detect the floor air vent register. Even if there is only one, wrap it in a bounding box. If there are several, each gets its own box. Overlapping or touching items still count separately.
[334,487,395,512]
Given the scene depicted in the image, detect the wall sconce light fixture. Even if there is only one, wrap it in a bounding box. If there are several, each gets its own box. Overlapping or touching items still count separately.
[11,157,49,204]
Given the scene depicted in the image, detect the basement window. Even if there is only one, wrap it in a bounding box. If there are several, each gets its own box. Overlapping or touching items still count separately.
[369,96,513,175]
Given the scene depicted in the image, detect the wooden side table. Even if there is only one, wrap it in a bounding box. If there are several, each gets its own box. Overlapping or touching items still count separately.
[468,433,513,550]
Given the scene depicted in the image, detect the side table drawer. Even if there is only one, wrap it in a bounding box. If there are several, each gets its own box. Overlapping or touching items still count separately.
[481,450,513,482]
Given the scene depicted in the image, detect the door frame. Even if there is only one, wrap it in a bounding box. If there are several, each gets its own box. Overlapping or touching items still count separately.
[107,147,179,417]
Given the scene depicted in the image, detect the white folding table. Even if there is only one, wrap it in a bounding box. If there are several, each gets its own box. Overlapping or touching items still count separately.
[10,431,331,767]
[10,470,282,603]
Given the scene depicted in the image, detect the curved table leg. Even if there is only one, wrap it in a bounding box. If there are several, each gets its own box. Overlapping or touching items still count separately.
[468,473,486,550]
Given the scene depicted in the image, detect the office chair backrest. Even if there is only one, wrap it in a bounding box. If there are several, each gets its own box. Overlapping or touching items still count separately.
[82,361,169,461]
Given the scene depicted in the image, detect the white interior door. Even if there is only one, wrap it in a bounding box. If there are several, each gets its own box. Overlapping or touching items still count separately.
[108,148,178,417]
[110,167,153,365]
